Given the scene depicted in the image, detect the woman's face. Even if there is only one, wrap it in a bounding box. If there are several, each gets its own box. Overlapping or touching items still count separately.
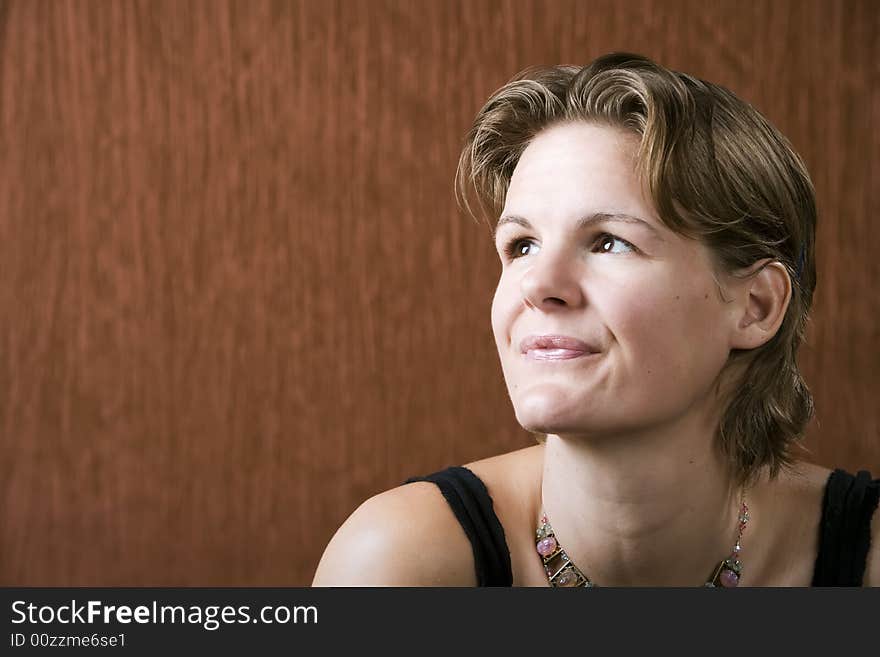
[491,121,737,437]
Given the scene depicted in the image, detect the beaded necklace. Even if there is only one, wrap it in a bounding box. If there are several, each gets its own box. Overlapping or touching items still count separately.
[535,496,750,587]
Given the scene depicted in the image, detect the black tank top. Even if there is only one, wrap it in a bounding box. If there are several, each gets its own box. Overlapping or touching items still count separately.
[405,467,879,586]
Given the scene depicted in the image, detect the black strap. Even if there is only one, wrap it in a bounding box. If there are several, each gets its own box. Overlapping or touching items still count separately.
[405,466,513,586]
[812,469,879,586]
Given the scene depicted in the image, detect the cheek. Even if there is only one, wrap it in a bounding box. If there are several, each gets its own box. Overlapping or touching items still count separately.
[490,283,509,345]
[607,282,725,376]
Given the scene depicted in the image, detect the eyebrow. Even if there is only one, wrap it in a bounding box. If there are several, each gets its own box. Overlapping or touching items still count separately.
[493,212,666,242]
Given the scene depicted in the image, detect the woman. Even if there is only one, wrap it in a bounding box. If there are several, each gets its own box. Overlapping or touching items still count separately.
[313,52,879,587]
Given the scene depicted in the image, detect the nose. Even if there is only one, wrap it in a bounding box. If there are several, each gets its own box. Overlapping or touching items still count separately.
[519,244,586,310]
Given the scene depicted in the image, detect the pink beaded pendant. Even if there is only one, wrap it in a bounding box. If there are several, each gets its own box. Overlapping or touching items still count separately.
[536,537,557,557]
[719,569,740,588]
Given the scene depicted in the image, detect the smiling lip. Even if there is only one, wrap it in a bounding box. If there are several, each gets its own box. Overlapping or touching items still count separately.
[519,334,599,360]
[525,348,592,361]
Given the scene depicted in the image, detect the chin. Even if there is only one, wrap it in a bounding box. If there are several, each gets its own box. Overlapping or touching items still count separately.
[512,394,592,435]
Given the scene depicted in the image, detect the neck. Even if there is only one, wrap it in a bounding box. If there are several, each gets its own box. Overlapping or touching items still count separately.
[540,411,748,586]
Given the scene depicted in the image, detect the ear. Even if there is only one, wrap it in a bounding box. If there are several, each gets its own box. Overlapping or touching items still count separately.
[728,259,792,351]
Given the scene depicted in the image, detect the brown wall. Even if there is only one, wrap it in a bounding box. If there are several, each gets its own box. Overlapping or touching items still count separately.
[1,0,877,586]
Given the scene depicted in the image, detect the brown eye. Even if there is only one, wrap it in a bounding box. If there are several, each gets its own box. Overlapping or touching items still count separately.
[503,238,538,259]
[594,234,635,254]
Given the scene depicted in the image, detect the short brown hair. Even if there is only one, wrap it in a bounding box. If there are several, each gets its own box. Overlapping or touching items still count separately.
[456,52,816,486]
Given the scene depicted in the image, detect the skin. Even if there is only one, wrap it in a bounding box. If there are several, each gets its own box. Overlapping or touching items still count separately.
[312,121,880,587]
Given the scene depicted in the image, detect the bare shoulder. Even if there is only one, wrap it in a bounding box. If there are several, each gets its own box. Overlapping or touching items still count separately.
[764,460,831,525]
[788,461,880,587]
[774,460,831,496]
[760,460,880,587]
[311,480,476,586]
[748,460,830,585]
[463,443,543,494]
[463,444,544,516]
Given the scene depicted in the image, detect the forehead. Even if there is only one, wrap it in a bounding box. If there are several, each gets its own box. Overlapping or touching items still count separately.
[514,122,640,174]
[503,122,656,227]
